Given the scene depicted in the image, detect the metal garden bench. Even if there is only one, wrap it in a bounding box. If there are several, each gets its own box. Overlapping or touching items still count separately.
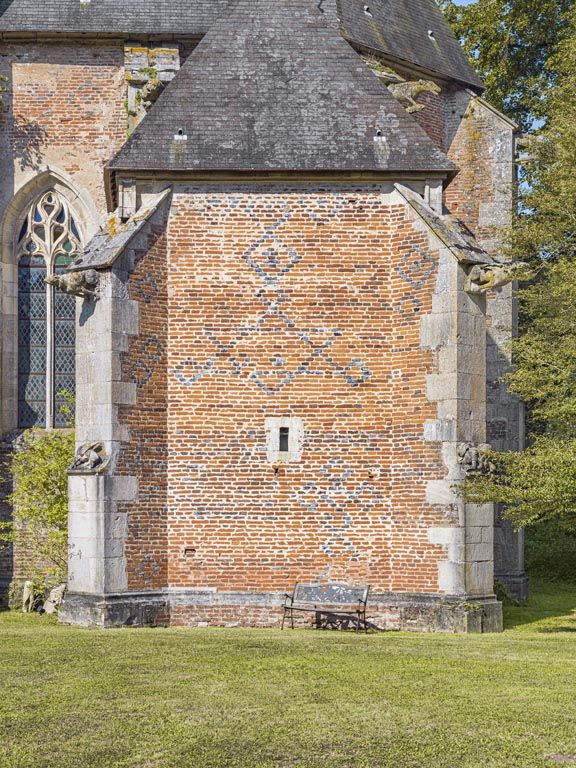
[281,583,370,632]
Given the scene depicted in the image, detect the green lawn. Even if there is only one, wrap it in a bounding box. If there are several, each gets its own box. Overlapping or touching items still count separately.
[1,581,575,768]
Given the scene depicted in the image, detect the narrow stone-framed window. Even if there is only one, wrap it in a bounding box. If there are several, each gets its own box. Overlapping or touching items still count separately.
[265,418,304,464]
[16,191,81,429]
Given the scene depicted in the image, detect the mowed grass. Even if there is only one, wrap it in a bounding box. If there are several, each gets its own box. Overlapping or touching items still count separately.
[1,581,576,768]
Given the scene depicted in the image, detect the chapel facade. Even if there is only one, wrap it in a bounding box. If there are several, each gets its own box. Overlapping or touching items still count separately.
[0,0,528,631]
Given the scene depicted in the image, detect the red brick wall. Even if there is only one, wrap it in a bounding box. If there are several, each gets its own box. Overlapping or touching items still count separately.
[0,41,126,216]
[445,112,492,240]
[114,185,448,597]
[412,90,446,150]
[119,230,169,591]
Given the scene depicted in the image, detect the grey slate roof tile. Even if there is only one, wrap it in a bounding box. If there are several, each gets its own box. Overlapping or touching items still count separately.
[108,0,457,175]
[0,0,227,36]
[333,0,482,89]
[0,0,482,89]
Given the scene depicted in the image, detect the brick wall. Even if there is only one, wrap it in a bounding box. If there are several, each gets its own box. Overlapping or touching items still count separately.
[118,229,169,592]
[119,185,449,600]
[0,41,126,220]
[412,90,446,150]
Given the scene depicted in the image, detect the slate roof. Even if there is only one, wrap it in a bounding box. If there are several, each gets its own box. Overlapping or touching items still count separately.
[0,0,226,37]
[332,0,483,90]
[0,0,482,90]
[108,0,457,175]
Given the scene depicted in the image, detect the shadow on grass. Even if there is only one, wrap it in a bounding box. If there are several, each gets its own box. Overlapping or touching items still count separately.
[504,579,576,632]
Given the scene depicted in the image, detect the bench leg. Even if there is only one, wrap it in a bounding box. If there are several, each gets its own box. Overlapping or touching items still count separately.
[291,607,294,630]
[281,608,286,631]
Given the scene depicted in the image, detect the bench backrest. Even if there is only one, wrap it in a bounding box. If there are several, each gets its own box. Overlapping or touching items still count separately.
[293,583,369,605]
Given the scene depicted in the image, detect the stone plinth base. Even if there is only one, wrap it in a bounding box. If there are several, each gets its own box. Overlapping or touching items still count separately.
[61,590,503,633]
[496,574,530,601]
[60,591,169,628]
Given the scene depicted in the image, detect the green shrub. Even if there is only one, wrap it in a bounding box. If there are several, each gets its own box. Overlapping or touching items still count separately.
[525,519,576,582]
[0,428,75,588]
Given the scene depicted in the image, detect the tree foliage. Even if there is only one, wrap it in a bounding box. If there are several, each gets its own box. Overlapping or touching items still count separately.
[464,438,576,531]
[0,429,75,586]
[511,21,576,266]
[462,6,576,531]
[440,0,571,130]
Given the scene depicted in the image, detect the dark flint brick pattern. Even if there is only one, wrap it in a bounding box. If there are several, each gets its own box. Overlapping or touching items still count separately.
[118,229,169,592]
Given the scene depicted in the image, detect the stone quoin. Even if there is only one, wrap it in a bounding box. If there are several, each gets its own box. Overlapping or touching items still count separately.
[0,0,529,631]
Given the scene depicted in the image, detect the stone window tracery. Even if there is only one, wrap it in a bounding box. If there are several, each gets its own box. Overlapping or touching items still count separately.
[16,191,81,429]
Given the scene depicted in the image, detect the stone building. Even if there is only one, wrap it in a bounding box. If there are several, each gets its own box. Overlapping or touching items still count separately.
[0,0,528,631]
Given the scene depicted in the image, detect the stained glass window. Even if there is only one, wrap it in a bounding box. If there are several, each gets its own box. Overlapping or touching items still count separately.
[16,192,82,429]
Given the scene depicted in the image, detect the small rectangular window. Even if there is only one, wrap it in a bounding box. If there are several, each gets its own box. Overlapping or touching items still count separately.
[265,418,304,463]
[279,427,290,453]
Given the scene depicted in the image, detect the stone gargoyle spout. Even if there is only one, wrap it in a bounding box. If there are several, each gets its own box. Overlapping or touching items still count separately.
[45,269,100,300]
[69,442,109,474]
[465,262,532,295]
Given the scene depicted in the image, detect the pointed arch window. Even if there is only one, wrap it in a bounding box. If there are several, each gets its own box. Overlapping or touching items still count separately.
[16,191,81,429]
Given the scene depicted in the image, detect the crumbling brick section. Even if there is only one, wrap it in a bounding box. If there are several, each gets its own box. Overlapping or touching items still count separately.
[116,184,449,622]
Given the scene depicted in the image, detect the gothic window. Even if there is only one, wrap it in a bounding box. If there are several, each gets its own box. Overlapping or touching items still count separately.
[16,192,81,429]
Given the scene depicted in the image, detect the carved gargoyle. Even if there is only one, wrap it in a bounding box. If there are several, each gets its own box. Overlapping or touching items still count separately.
[70,442,108,473]
[46,269,100,300]
[457,443,495,476]
[465,262,531,295]
[515,133,545,163]
[388,79,442,113]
